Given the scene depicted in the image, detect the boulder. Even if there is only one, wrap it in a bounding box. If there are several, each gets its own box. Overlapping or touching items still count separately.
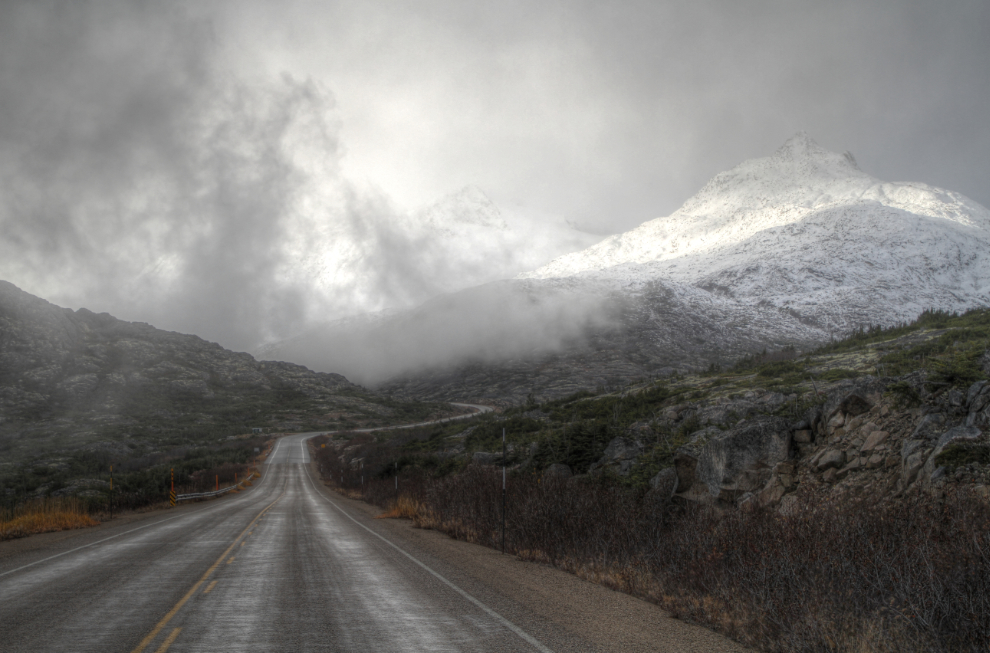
[820,379,887,429]
[933,425,983,454]
[923,426,985,482]
[648,467,678,498]
[839,394,873,417]
[675,416,791,503]
[910,413,946,441]
[966,380,987,408]
[472,451,496,466]
[900,439,931,487]
[967,382,990,428]
[860,430,890,453]
[948,388,965,406]
[543,463,572,479]
[591,436,645,475]
[673,426,722,492]
[836,457,861,480]
[816,449,845,471]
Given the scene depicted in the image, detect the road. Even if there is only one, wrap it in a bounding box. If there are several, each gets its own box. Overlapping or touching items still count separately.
[0,405,748,653]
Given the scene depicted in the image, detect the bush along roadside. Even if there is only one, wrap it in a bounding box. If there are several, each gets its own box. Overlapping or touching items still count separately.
[0,435,274,536]
[312,308,990,653]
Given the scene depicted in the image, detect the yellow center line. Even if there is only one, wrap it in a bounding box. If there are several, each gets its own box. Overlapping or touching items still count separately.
[202,580,218,595]
[130,493,283,653]
[226,556,235,564]
[153,628,181,653]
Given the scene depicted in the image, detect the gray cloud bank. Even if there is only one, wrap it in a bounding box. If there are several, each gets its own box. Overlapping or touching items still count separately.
[259,280,618,387]
[0,1,467,351]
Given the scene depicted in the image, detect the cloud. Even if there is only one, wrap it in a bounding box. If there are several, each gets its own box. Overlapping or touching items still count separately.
[0,0,453,351]
[3,0,988,380]
[218,0,990,232]
[262,279,619,387]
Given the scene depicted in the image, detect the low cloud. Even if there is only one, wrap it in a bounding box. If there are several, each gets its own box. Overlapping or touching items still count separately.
[262,280,619,387]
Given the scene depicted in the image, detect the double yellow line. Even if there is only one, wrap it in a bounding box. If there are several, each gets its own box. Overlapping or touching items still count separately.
[130,493,283,653]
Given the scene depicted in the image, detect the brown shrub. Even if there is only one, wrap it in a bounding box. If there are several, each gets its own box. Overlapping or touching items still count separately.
[0,497,99,540]
[313,437,990,652]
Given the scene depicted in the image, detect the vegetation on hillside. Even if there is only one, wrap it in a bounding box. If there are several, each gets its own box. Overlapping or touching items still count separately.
[313,307,990,653]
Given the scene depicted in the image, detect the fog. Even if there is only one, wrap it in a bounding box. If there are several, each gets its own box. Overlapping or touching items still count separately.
[1,0,987,378]
[264,281,618,387]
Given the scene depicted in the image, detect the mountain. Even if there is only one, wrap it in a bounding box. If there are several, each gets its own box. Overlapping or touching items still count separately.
[263,134,990,402]
[522,132,990,332]
[0,281,446,461]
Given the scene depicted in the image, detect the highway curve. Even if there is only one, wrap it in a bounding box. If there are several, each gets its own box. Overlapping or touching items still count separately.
[0,414,748,653]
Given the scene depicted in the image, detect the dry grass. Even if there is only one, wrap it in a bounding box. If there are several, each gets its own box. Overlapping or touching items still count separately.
[0,497,99,541]
[375,496,424,519]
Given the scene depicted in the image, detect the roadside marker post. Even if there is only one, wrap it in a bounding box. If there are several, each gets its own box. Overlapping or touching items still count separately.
[169,468,176,507]
[501,428,506,555]
[109,464,113,521]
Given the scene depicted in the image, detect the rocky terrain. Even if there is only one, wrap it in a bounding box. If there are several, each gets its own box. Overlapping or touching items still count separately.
[331,309,990,509]
[315,309,990,653]
[0,280,450,464]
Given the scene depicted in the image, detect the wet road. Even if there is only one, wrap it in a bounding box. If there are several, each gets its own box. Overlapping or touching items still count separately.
[0,411,568,652]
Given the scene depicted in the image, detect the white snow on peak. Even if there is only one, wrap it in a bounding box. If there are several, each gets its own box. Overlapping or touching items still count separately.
[519,133,990,326]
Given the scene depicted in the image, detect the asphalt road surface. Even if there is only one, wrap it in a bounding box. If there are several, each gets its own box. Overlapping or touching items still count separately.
[0,407,748,653]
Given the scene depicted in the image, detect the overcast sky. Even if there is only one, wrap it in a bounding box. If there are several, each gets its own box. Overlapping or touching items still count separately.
[212,0,990,231]
[1,0,987,351]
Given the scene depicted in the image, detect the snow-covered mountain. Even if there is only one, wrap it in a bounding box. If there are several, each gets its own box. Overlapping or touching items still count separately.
[521,132,990,332]
[262,134,989,401]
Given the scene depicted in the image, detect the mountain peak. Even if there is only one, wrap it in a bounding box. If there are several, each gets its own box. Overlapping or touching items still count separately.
[519,136,990,326]
[774,130,821,157]
[769,131,862,173]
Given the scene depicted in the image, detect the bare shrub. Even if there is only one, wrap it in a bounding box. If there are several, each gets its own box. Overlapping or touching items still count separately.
[0,497,98,540]
[311,430,990,652]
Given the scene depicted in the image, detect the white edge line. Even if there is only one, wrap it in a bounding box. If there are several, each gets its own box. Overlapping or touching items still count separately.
[0,512,191,579]
[302,457,552,653]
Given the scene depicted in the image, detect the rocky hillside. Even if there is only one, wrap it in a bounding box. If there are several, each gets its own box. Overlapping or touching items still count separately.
[350,308,990,509]
[0,281,449,462]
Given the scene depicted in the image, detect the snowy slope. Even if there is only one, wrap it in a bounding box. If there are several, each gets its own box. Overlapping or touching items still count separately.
[521,133,990,329]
